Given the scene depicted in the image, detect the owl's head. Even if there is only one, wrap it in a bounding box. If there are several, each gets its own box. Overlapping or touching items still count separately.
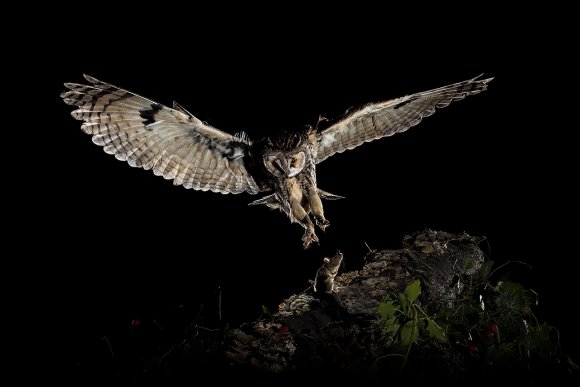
[258,128,314,178]
[258,127,318,178]
[263,151,306,178]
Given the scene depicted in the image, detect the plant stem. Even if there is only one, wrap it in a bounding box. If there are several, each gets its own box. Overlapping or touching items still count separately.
[400,307,417,371]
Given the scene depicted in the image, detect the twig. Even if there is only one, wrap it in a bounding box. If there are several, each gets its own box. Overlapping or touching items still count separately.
[100,336,115,359]
[218,286,222,322]
[488,260,532,279]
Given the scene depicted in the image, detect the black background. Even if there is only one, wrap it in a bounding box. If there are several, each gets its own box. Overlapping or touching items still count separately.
[25,5,577,382]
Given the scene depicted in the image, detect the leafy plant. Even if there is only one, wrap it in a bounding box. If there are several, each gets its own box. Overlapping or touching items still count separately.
[375,260,575,379]
[377,279,446,370]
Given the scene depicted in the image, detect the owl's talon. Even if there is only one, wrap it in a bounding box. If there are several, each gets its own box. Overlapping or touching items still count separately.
[316,218,330,232]
[302,230,319,249]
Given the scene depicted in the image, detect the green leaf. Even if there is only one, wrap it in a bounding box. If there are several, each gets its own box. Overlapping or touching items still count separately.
[472,260,494,282]
[261,304,272,317]
[405,279,422,303]
[378,301,396,321]
[385,320,400,336]
[427,318,446,342]
[527,323,558,355]
[397,293,408,315]
[464,257,474,270]
[400,320,419,346]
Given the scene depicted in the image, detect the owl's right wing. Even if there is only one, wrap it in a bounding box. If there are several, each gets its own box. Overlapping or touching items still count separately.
[62,75,266,194]
[316,75,493,163]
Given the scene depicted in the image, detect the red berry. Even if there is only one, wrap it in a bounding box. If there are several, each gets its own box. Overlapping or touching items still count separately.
[468,343,479,353]
[489,323,498,333]
[278,325,289,334]
[131,319,141,329]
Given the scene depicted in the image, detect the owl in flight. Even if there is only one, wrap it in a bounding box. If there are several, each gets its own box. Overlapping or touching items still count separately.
[62,75,492,248]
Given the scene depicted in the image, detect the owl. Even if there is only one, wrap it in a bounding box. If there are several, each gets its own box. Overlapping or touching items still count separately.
[62,75,492,248]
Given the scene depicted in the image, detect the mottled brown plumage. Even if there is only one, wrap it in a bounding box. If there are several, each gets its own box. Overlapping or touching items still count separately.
[62,75,492,247]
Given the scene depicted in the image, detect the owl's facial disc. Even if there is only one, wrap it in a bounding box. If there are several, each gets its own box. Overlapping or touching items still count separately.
[263,151,306,178]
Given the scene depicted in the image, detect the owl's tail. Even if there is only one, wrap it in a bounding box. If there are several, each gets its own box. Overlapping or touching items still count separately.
[248,194,280,209]
[316,189,344,201]
[248,189,344,208]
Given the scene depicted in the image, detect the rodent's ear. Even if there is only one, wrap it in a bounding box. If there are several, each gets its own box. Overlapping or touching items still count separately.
[323,257,330,263]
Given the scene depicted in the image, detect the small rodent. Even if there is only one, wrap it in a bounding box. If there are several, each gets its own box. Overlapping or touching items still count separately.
[314,251,343,294]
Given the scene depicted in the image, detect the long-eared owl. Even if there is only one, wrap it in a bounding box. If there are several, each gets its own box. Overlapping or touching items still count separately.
[62,75,492,248]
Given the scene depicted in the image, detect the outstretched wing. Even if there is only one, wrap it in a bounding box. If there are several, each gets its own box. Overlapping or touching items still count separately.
[316,75,493,163]
[62,75,265,194]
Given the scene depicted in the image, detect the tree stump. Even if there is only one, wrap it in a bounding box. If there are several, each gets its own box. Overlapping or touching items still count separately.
[225,230,485,373]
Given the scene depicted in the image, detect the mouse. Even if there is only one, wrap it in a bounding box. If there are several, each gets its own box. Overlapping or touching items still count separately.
[314,251,343,294]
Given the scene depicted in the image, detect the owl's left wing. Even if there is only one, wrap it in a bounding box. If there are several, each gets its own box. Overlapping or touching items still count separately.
[316,75,493,163]
[62,75,265,194]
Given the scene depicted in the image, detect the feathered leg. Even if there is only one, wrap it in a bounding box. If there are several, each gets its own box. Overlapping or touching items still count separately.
[281,178,319,248]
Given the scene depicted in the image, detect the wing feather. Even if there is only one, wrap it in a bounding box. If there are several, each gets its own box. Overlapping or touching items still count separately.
[62,75,265,194]
[316,75,493,163]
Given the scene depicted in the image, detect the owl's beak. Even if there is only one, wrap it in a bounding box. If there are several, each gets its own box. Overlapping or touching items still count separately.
[274,159,290,176]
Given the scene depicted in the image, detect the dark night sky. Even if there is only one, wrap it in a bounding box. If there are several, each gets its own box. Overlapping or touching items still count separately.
[27,7,577,381]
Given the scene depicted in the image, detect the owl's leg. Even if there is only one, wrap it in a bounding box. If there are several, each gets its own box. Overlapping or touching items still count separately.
[283,178,319,248]
[289,199,318,248]
[307,186,330,231]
